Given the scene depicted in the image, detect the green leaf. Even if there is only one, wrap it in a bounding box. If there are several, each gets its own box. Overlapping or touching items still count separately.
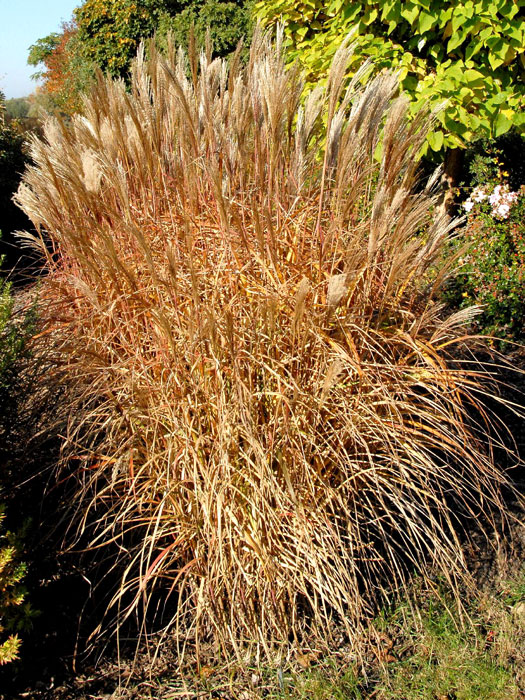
[491,91,508,105]
[428,43,445,61]
[445,113,470,135]
[468,113,481,129]
[341,3,360,22]
[493,110,513,137]
[437,78,456,91]
[417,10,434,33]
[439,7,454,25]
[486,35,505,55]
[445,63,464,82]
[483,100,498,116]
[380,1,394,20]
[402,75,419,91]
[465,40,482,61]
[500,3,519,19]
[447,31,468,53]
[362,7,378,25]
[373,140,383,162]
[401,3,419,25]
[479,26,493,41]
[459,86,474,100]
[488,52,505,70]
[427,129,444,151]
[418,141,430,158]
[506,22,524,43]
[451,12,465,34]
[463,68,485,85]
[477,116,492,132]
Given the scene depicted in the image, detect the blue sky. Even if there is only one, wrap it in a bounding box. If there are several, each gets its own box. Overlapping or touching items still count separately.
[0,0,80,98]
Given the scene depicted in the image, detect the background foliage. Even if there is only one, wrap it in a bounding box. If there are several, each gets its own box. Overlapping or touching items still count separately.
[28,21,95,116]
[256,0,525,154]
[0,243,37,666]
[3,99,30,121]
[156,0,252,58]
[28,0,252,116]
[0,99,31,269]
[74,0,165,78]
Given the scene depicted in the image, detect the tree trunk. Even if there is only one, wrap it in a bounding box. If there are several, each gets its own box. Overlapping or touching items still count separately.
[438,147,465,216]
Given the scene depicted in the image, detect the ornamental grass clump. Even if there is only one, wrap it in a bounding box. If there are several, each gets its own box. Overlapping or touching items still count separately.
[16,30,518,657]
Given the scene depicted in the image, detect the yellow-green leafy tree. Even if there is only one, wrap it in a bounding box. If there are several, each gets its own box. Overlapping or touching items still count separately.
[256,0,525,158]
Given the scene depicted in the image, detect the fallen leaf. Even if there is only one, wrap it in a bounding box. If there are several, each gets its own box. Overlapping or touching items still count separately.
[296,651,319,668]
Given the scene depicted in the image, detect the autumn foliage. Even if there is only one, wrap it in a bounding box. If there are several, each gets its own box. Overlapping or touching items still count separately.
[28,21,91,116]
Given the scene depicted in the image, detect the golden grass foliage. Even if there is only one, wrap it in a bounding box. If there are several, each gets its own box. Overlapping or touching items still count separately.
[16,29,519,657]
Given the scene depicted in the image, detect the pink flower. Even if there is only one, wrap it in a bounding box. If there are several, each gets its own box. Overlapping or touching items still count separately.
[471,187,487,202]
[489,192,501,206]
[485,184,521,219]
[463,199,475,212]
[494,203,510,219]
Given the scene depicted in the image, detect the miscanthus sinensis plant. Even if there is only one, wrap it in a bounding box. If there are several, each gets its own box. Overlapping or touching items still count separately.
[16,29,520,659]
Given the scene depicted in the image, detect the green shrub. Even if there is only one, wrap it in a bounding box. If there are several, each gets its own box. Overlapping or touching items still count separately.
[74,0,164,78]
[1,280,26,390]
[0,243,36,390]
[4,99,30,121]
[157,0,253,59]
[16,31,518,657]
[75,0,252,73]
[444,181,525,341]
[0,272,35,665]
[0,243,37,666]
[0,506,32,666]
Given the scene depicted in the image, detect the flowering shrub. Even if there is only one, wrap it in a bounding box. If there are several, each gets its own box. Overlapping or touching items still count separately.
[447,181,525,340]
[463,183,519,220]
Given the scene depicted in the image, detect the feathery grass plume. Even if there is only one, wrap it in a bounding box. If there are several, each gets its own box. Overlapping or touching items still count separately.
[16,28,521,659]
